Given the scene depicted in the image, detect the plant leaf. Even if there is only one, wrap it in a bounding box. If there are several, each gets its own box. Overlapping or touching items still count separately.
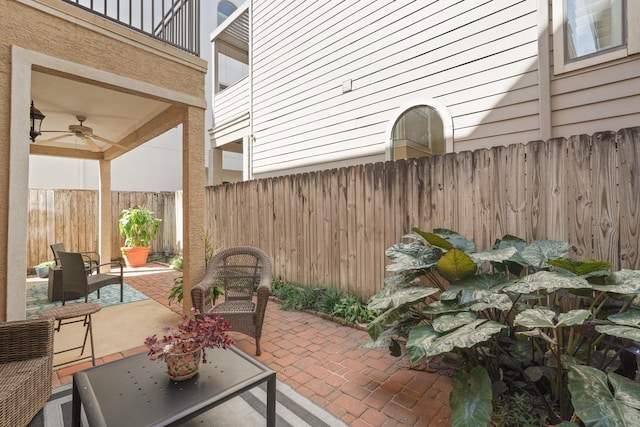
[432,312,477,333]
[557,309,591,327]
[504,271,592,294]
[469,247,518,264]
[520,240,569,269]
[514,308,589,329]
[367,286,439,312]
[441,273,511,300]
[407,319,506,361]
[366,305,410,341]
[421,300,467,315]
[385,242,440,272]
[514,307,556,328]
[433,228,476,253]
[593,269,640,294]
[450,366,492,427]
[595,325,640,342]
[568,364,640,426]
[412,227,454,250]
[607,311,640,327]
[436,249,477,282]
[467,292,513,312]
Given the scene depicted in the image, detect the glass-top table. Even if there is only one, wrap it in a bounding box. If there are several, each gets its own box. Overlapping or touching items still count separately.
[72,346,276,426]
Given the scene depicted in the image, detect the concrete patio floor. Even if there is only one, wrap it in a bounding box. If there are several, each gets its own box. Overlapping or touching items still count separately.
[49,263,452,426]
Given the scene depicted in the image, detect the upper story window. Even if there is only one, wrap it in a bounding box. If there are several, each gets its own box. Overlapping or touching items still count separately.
[218,1,237,26]
[553,0,639,73]
[389,103,453,161]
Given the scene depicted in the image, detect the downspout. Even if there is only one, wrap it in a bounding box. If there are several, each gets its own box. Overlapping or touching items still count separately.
[537,0,552,141]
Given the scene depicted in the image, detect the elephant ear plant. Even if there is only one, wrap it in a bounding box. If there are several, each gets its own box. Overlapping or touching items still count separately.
[364,227,640,426]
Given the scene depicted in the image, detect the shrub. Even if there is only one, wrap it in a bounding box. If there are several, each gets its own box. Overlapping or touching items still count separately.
[364,227,640,426]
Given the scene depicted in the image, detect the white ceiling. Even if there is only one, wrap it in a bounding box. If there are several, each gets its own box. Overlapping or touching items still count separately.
[31,71,171,154]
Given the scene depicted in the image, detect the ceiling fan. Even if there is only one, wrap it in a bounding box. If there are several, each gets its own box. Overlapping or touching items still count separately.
[37,115,126,152]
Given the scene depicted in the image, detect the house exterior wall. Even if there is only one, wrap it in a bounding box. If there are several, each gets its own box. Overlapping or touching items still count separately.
[239,0,640,179]
[0,0,207,320]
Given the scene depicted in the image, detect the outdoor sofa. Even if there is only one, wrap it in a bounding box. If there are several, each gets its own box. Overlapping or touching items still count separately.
[0,317,54,426]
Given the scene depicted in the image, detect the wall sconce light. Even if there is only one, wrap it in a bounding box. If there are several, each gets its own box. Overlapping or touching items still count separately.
[30,101,45,142]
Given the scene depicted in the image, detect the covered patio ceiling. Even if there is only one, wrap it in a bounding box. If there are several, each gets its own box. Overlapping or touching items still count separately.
[29,69,180,160]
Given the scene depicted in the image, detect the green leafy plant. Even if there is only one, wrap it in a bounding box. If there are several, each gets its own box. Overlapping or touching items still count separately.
[118,206,161,248]
[168,275,184,306]
[167,232,219,306]
[332,295,378,325]
[34,260,55,268]
[364,227,640,426]
[318,287,344,314]
[170,255,183,270]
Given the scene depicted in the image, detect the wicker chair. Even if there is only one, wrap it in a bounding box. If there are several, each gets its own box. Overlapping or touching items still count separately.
[0,318,55,426]
[191,246,272,356]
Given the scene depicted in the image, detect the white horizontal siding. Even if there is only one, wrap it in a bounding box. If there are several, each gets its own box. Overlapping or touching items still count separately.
[250,0,541,173]
[212,75,249,127]
[252,0,538,175]
[549,57,640,136]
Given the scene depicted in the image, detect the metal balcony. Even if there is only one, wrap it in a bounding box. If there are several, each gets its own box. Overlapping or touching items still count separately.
[62,0,200,56]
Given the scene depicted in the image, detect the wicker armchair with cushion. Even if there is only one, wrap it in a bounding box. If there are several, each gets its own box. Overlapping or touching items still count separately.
[0,318,54,426]
[191,246,272,355]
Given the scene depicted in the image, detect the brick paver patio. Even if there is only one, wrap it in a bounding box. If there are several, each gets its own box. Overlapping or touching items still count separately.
[50,263,452,426]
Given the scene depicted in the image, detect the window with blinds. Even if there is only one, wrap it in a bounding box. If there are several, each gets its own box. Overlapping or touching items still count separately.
[564,0,625,61]
[391,106,445,161]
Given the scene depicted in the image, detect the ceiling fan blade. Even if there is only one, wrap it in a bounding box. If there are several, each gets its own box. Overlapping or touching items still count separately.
[81,136,102,152]
[36,134,73,144]
[92,134,128,150]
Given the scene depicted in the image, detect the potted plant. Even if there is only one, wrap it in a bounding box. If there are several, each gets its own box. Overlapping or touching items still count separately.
[118,206,161,267]
[33,260,55,278]
[144,308,233,380]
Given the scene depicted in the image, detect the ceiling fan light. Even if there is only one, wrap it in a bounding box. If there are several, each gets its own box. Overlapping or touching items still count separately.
[30,101,45,142]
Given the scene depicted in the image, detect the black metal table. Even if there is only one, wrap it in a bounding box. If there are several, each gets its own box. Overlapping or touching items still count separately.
[72,346,276,426]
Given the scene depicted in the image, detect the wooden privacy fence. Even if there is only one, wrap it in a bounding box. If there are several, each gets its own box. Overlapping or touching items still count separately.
[208,127,640,299]
[27,127,640,300]
[27,190,182,268]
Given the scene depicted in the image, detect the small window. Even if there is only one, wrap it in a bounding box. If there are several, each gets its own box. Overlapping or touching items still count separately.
[553,0,638,73]
[565,0,625,61]
[391,106,445,160]
[218,1,237,26]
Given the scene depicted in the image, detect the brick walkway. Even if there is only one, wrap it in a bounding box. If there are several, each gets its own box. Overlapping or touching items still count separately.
[51,263,452,426]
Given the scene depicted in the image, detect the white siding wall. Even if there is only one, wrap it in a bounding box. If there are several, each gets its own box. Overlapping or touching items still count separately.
[550,59,640,137]
[250,0,541,176]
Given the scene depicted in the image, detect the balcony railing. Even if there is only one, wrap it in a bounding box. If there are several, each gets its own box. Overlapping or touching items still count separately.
[62,0,200,56]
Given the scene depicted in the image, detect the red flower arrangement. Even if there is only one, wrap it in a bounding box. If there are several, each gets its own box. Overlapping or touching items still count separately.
[144,308,234,363]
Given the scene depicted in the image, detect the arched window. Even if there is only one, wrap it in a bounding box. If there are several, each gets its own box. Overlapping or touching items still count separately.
[391,105,446,160]
[218,1,237,26]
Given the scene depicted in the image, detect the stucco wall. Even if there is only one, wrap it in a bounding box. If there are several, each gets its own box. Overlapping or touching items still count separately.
[0,0,207,320]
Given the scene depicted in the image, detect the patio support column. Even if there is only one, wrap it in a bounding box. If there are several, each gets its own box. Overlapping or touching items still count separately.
[98,160,112,272]
[182,105,206,314]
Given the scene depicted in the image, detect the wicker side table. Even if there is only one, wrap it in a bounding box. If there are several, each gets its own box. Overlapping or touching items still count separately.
[39,303,101,368]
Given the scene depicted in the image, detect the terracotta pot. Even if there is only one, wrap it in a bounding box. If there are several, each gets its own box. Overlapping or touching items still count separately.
[165,347,202,381]
[121,246,151,267]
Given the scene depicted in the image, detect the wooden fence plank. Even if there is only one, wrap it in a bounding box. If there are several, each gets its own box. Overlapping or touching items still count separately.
[567,135,592,259]
[505,144,526,239]
[617,127,640,269]
[591,131,619,269]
